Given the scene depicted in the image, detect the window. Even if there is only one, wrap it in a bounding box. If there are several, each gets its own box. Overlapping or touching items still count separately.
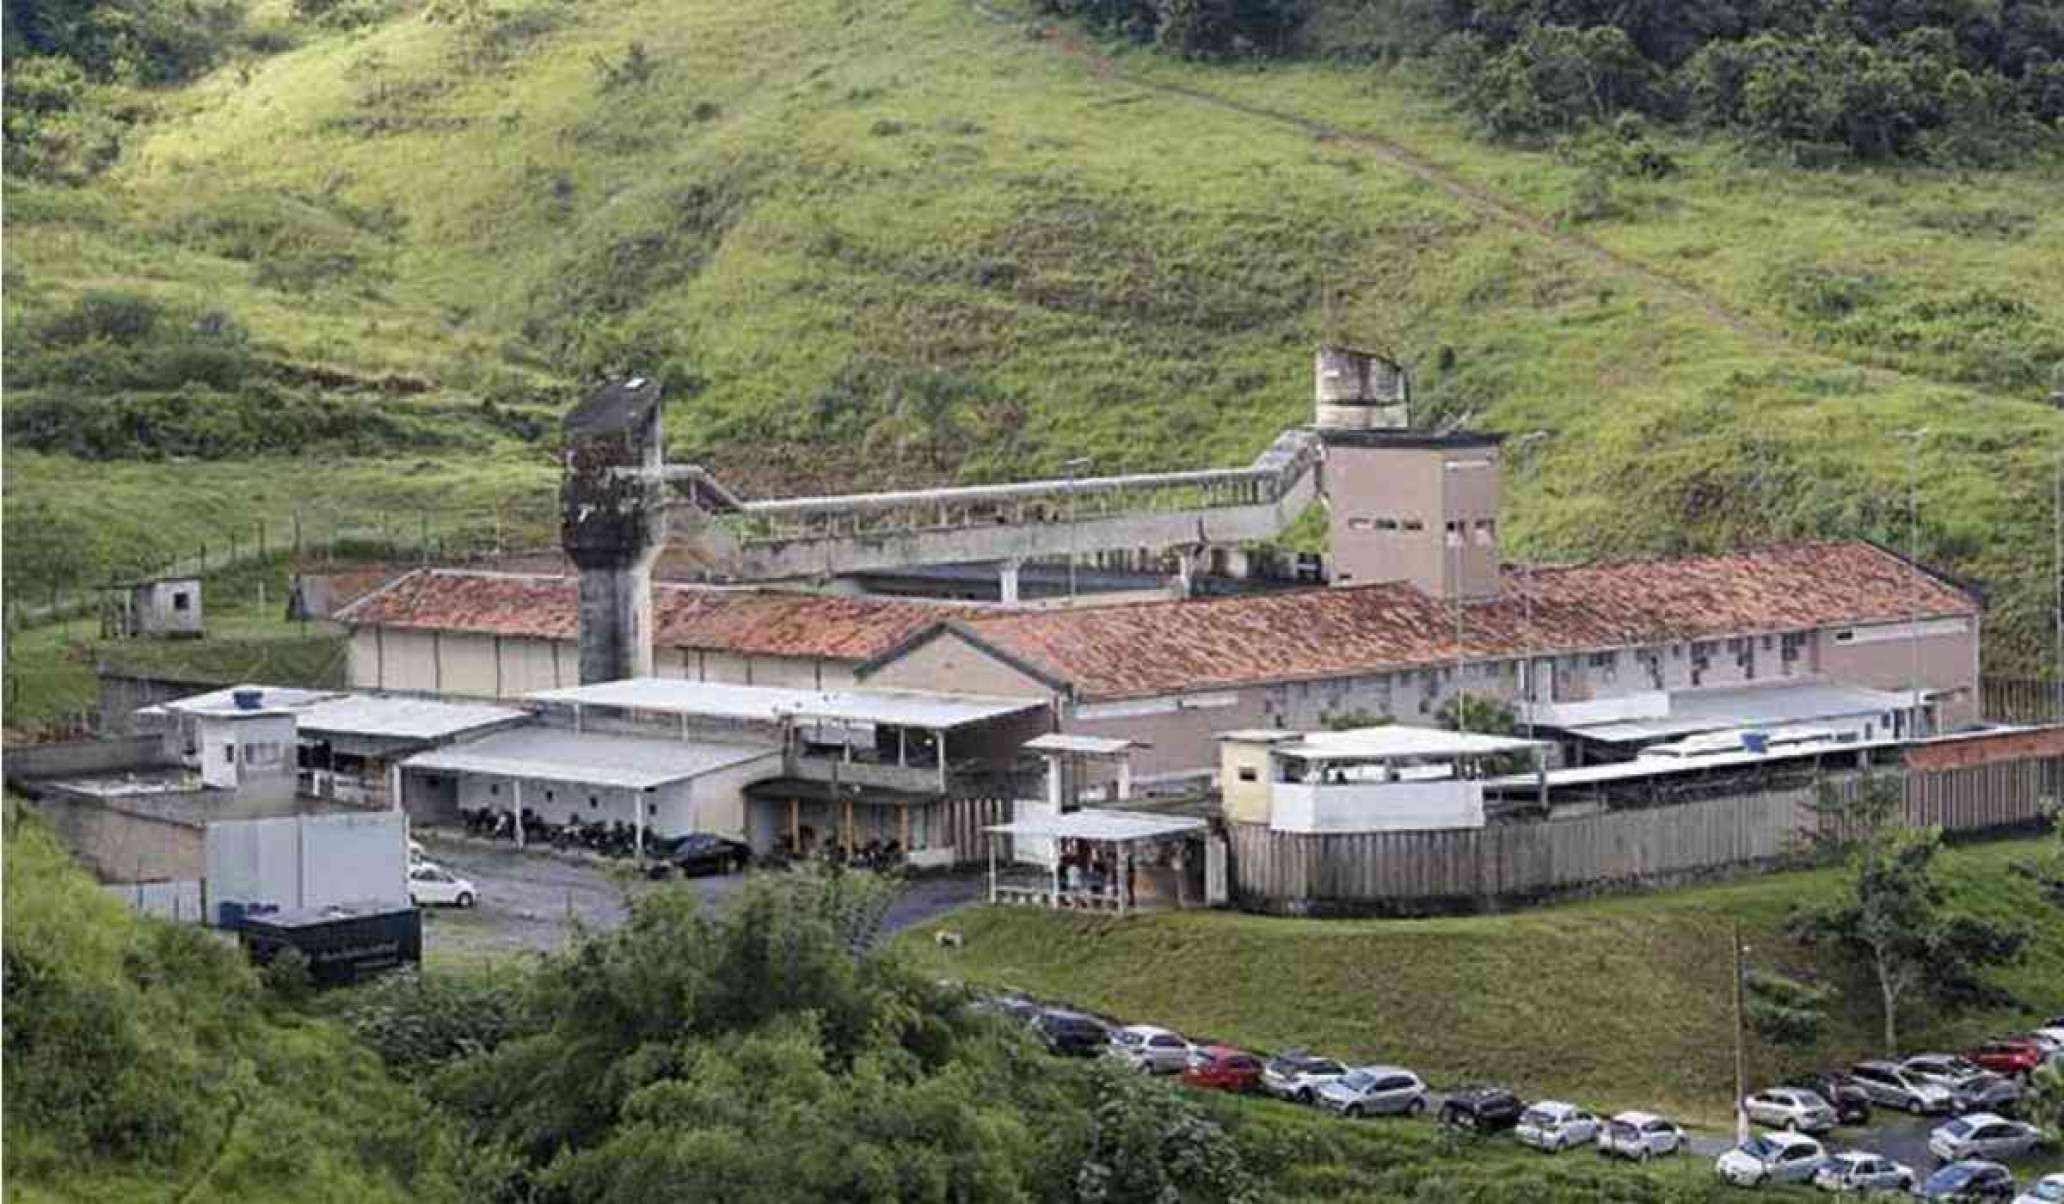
[1348,517,1371,531]
[545,789,555,802]
[1375,518,1399,532]
[1237,766,1258,782]
[172,592,191,611]
[1473,518,1496,545]
[222,745,236,764]
[1834,629,1855,644]
[1444,519,1463,547]
[590,797,600,809]
[489,783,500,796]
[1401,517,1424,532]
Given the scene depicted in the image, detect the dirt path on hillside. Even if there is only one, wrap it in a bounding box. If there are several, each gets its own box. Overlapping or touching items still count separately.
[968,0,1805,350]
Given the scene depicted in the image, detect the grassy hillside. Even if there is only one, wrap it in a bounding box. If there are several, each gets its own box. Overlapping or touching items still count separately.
[1,803,466,1201]
[5,0,2063,662]
[899,836,2064,1128]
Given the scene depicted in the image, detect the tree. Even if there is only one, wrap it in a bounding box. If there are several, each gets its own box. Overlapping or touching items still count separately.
[1434,692,1516,735]
[1789,775,2027,1052]
[1744,970,1829,1048]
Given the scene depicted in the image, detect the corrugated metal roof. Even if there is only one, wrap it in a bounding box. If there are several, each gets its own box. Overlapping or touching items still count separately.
[336,570,986,661]
[1022,733,1143,755]
[1570,683,1917,744]
[1275,726,1545,761]
[952,542,1976,700]
[985,808,1205,842]
[294,695,528,742]
[403,728,778,790]
[528,678,1045,729]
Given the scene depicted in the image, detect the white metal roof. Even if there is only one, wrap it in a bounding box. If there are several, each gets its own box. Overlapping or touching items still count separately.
[1483,735,1897,790]
[144,684,342,717]
[1273,725,1545,762]
[293,695,527,742]
[403,728,779,790]
[1023,733,1144,756]
[1568,683,1919,744]
[985,808,1205,842]
[528,677,1045,730]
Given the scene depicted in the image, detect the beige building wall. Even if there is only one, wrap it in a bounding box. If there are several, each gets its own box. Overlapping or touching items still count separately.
[861,631,1058,700]
[1327,440,1502,597]
[1219,738,1279,824]
[1817,616,1981,728]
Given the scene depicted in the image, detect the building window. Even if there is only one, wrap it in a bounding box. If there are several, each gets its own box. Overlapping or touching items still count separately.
[489,783,500,796]
[590,796,600,809]
[1473,519,1496,545]
[1349,518,1372,531]
[1834,629,1855,644]
[1237,766,1258,783]
[222,745,235,764]
[545,789,555,802]
[172,592,191,612]
[1445,520,1463,547]
[1375,518,1399,532]
[1401,517,1424,532]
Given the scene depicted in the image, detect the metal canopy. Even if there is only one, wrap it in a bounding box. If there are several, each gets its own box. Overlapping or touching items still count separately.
[403,728,777,790]
[985,809,1204,843]
[528,677,1044,730]
[1568,683,1919,744]
[1023,733,1145,756]
[1272,725,1546,762]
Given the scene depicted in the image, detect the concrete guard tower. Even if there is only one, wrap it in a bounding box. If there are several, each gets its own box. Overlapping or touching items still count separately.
[561,376,665,684]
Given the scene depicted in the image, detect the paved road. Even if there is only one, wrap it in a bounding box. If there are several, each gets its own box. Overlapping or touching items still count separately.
[414,835,984,962]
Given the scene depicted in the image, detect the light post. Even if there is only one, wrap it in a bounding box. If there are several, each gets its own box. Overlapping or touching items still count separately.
[1732,922,1751,1146]
[1509,431,1550,738]
[1444,456,1494,734]
[1893,428,1929,738]
[1063,456,1093,604]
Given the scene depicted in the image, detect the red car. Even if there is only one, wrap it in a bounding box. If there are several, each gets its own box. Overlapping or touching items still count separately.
[1181,1045,1265,1093]
[1969,1038,2045,1077]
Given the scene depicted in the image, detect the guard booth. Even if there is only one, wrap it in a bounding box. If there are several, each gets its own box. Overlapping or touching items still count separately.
[984,809,1206,914]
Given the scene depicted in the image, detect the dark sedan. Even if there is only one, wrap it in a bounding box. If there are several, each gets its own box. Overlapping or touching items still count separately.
[1034,1009,1111,1057]
[1440,1086,1525,1133]
[1914,1161,2017,1202]
[648,833,754,877]
[1782,1071,1872,1126]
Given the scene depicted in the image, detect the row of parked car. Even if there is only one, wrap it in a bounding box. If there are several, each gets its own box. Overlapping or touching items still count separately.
[975,991,2064,1200]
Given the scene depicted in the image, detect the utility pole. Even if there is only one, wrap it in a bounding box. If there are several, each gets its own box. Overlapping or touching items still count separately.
[1510,431,1550,738]
[1894,428,1929,739]
[1732,920,1750,1147]
[1063,457,1092,604]
[1444,456,1493,734]
[2053,448,2062,712]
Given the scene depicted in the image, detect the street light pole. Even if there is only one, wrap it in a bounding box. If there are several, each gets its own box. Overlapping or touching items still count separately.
[1894,428,1929,738]
[1063,456,1092,605]
[1732,921,1751,1147]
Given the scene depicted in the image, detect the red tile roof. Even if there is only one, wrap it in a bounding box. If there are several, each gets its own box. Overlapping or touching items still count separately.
[942,542,1977,699]
[336,570,983,661]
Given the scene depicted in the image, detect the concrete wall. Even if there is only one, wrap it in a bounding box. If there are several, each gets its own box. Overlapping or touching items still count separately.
[4,734,173,781]
[1219,738,1278,824]
[130,578,203,637]
[98,673,227,736]
[349,626,851,698]
[31,796,204,883]
[1270,779,1484,833]
[1817,616,1981,729]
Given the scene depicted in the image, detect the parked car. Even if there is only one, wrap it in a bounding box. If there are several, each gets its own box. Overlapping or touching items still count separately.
[1108,1025,1191,1075]
[1810,1150,1913,1193]
[1970,1040,2048,1079]
[1714,1131,1826,1188]
[1915,1161,2017,1202]
[1744,1087,1839,1134]
[1313,1066,1427,1118]
[2012,1172,2064,1204]
[1595,1111,1685,1162]
[1929,1114,2046,1163]
[1033,1009,1110,1057]
[650,833,753,877]
[1514,1100,1601,1153]
[1848,1060,1954,1114]
[1182,1045,1266,1094]
[1439,1086,1524,1133]
[1785,1072,1873,1126]
[1260,1050,1349,1102]
[407,862,476,908]
[1905,1056,2020,1112]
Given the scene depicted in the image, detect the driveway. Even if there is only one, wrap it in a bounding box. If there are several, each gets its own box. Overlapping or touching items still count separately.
[414,835,984,964]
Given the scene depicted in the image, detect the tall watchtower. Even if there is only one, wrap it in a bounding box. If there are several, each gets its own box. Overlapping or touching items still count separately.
[561,376,665,683]
[1313,349,1503,599]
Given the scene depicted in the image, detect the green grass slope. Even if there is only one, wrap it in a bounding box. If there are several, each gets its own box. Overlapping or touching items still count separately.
[1,804,466,1202]
[899,837,2064,1127]
[6,0,2063,661]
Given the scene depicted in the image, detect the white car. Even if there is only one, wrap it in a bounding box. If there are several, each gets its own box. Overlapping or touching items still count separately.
[1515,1100,1601,1153]
[1812,1150,1914,1193]
[1715,1131,1826,1188]
[1259,1050,1349,1102]
[1312,1066,1428,1118]
[1595,1111,1685,1161]
[1929,1113,2046,1163]
[408,862,477,908]
[1745,1087,1839,1134]
[1106,1025,1191,1075]
[2013,1173,2064,1204]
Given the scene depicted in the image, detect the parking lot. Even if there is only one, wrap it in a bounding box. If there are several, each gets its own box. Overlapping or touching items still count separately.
[414,835,984,964]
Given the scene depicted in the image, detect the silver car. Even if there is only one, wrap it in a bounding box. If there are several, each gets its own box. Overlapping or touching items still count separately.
[1260,1050,1349,1102]
[1595,1111,1685,1162]
[1313,1066,1428,1118]
[1848,1061,1955,1114]
[1515,1101,1600,1153]
[1812,1150,1914,1193]
[1715,1132,1826,1188]
[1929,1113,2046,1163]
[1907,1056,2022,1113]
[1745,1087,1839,1134]
[1106,1025,1191,1075]
[2013,1172,2064,1204]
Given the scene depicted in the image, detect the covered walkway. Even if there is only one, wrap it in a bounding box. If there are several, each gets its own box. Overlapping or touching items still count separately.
[984,809,1206,914]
